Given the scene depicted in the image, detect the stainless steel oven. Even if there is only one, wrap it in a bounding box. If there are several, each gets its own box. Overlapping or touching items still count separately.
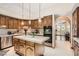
[43,26,52,43]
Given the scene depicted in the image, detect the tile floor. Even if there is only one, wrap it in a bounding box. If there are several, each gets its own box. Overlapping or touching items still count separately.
[44,40,73,56]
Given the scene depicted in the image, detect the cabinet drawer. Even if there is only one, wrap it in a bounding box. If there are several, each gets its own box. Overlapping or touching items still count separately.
[26,41,34,47]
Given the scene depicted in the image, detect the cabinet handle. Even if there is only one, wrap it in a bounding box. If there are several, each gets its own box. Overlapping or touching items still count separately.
[26,47,33,51]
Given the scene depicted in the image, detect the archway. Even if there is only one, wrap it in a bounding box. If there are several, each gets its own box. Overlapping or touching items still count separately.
[55,16,72,48]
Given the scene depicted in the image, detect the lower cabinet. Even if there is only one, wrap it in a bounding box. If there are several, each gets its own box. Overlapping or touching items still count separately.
[13,39,19,52]
[73,40,79,56]
[25,46,34,56]
[13,38,44,56]
[13,39,35,56]
[19,40,26,55]
[74,46,79,56]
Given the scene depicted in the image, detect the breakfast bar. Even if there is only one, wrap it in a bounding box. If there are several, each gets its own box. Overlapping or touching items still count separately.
[13,35,49,56]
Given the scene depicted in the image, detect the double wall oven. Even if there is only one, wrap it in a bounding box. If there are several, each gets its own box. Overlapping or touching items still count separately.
[43,26,52,43]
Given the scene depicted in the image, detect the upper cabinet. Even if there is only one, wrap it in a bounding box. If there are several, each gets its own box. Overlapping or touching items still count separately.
[0,15,6,26]
[38,19,43,29]
[24,20,29,26]
[5,16,9,28]
[0,14,52,29]
[31,20,38,29]
[0,15,9,28]
[31,15,52,29]
[72,7,79,37]
[43,15,52,27]
[8,18,14,29]
[13,19,18,29]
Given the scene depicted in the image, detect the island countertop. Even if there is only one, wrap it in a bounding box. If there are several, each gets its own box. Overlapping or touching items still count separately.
[13,35,49,44]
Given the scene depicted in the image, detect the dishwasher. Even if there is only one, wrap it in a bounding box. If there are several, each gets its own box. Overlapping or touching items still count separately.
[0,36,12,50]
[0,29,13,50]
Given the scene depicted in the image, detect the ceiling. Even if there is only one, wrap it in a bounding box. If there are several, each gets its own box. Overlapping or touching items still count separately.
[0,3,76,20]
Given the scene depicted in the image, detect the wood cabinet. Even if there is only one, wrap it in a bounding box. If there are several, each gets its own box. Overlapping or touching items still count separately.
[73,40,79,56]
[19,40,26,55]
[0,14,52,29]
[0,15,6,26]
[25,45,34,56]
[13,19,18,29]
[31,20,38,29]
[5,16,9,28]
[72,7,79,37]
[13,39,26,55]
[13,38,19,52]
[38,19,43,29]
[31,15,52,29]
[13,38,35,56]
[24,20,29,26]
[8,18,14,29]
[25,41,35,56]
[13,38,44,56]
[43,15,52,27]
[17,20,21,28]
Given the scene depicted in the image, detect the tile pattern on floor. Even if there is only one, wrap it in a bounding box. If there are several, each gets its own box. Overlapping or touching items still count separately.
[44,40,74,56]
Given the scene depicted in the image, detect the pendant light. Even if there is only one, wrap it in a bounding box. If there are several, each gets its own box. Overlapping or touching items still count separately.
[28,3,31,25]
[21,3,24,26]
[38,3,41,23]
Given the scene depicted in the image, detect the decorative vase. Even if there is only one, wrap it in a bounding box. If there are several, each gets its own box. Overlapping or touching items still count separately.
[32,32,35,37]
[24,29,27,35]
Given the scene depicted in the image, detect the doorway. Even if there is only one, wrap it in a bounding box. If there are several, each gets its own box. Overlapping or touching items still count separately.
[55,16,71,48]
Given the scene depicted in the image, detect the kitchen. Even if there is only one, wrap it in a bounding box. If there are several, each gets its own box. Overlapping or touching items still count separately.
[0,5,53,55]
[0,3,79,56]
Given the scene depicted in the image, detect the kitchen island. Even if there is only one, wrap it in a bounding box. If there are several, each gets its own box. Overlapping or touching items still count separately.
[13,35,49,56]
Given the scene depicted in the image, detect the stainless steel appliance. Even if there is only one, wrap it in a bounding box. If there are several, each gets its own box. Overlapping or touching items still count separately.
[0,29,13,50]
[0,36,13,50]
[43,26,52,43]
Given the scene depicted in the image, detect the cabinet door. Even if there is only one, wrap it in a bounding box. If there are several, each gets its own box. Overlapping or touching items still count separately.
[42,15,52,27]
[8,18,14,29]
[74,46,78,56]
[31,20,38,29]
[13,39,19,52]
[25,45,34,56]
[19,40,26,55]
[72,10,77,37]
[0,15,1,26]
[5,16,9,28]
[0,16,6,25]
[77,48,79,56]
[17,20,21,29]
[38,19,43,29]
[31,20,35,29]
[13,19,18,29]
[35,44,44,56]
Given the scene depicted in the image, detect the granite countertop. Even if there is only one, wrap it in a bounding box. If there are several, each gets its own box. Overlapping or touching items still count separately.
[13,35,49,44]
[73,37,79,43]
